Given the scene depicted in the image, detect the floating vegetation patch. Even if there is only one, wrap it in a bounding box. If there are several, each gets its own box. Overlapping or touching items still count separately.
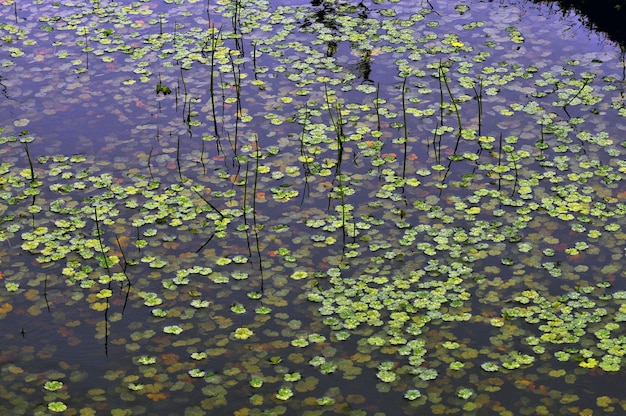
[1,0,626,414]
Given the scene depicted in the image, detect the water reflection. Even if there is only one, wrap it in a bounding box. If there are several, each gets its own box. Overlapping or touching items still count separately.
[2,0,626,414]
[303,0,374,83]
[535,0,626,46]
[0,75,8,99]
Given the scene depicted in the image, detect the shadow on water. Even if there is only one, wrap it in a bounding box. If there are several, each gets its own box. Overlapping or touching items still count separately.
[302,0,375,83]
[531,0,626,46]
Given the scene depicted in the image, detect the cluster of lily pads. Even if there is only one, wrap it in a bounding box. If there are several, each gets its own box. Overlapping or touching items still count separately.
[2,0,626,414]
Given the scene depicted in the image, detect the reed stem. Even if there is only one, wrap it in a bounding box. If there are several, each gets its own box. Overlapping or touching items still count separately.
[93,205,112,278]
[439,62,463,133]
[401,76,408,179]
[24,142,35,183]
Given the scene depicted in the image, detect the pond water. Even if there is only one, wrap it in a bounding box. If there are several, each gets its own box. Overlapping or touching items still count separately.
[1,0,626,414]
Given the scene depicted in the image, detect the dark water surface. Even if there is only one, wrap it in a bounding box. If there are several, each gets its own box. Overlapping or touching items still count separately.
[1,0,626,415]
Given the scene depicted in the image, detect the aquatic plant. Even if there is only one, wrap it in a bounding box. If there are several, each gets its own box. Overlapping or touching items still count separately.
[1,0,626,415]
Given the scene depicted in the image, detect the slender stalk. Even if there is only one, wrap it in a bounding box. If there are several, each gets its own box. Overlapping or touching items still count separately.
[241,159,253,258]
[243,159,249,226]
[439,61,463,133]
[179,66,191,133]
[135,225,141,253]
[335,102,344,166]
[229,52,242,154]
[401,76,408,179]
[536,128,547,160]
[508,148,519,196]
[498,133,503,168]
[174,79,179,112]
[563,77,591,109]
[84,28,89,70]
[299,104,309,159]
[114,234,129,272]
[374,82,381,132]
[200,134,206,170]
[93,205,112,278]
[252,133,264,293]
[432,122,440,164]
[173,19,178,59]
[120,281,131,313]
[147,146,154,179]
[324,83,337,137]
[24,142,35,183]
[252,134,260,218]
[103,298,110,356]
[231,0,238,32]
[472,76,483,136]
[43,279,50,311]
[208,26,222,137]
[176,134,183,181]
[438,66,445,130]
[436,65,445,166]
[323,85,348,242]
[496,133,504,190]
[253,227,264,294]
[195,232,215,253]
[323,84,344,169]
[252,40,257,77]
[192,188,225,218]
[114,233,132,284]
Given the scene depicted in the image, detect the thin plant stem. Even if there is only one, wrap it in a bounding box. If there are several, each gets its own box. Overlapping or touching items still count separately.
[472,76,483,136]
[252,133,260,219]
[374,82,381,132]
[93,204,112,278]
[324,83,338,139]
[243,159,249,226]
[179,66,192,134]
[334,102,344,165]
[432,122,440,164]
[498,133,503,168]
[439,61,463,133]
[209,26,222,138]
[564,77,592,108]
[114,233,132,284]
[252,133,264,293]
[83,28,89,70]
[299,104,309,160]
[23,142,35,183]
[192,188,225,218]
[135,225,141,254]
[147,146,154,179]
[229,52,242,154]
[497,133,503,190]
[438,65,445,129]
[401,76,408,179]
[508,148,519,196]
[195,232,215,253]
[114,234,128,272]
[176,134,183,181]
[252,40,257,77]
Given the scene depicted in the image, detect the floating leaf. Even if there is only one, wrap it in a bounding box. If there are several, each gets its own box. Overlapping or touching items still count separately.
[233,327,254,340]
[48,402,68,412]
